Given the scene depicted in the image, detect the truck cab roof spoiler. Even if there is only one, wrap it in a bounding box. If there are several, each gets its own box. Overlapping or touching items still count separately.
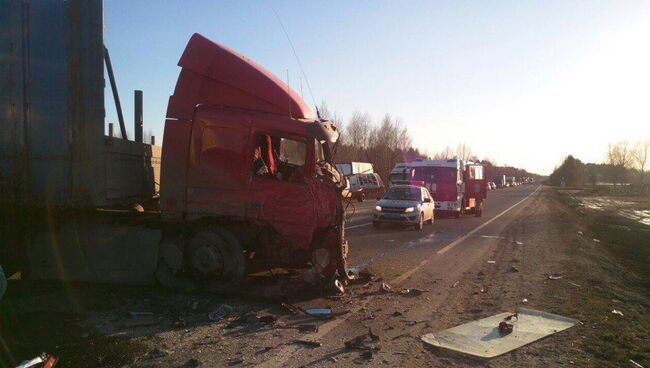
[167,33,313,121]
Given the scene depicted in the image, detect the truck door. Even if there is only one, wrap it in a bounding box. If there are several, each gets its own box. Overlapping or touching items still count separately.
[466,165,487,203]
[246,132,316,250]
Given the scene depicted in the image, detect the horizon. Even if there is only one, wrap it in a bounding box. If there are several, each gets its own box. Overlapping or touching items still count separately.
[103,1,650,175]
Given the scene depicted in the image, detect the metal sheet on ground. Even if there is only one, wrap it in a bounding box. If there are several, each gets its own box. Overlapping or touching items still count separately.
[421,308,577,358]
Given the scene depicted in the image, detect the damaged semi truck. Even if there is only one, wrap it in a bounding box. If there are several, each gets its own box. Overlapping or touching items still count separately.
[0,1,349,289]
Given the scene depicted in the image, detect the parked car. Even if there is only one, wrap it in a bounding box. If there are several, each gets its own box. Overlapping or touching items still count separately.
[372,185,435,230]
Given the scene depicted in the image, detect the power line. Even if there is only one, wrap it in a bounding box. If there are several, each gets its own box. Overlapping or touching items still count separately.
[271,7,318,117]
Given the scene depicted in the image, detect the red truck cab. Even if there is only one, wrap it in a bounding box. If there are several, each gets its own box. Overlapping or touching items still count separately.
[157,34,348,285]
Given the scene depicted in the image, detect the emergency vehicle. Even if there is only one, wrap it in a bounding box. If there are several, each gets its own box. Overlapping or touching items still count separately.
[389,159,487,217]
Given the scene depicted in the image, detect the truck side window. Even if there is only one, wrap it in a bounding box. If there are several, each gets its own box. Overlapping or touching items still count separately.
[253,134,306,184]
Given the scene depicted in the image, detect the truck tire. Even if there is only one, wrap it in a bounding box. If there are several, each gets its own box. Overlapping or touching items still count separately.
[475,201,483,217]
[187,227,246,283]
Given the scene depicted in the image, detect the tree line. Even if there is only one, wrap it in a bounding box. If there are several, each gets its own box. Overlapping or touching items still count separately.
[319,103,539,182]
[549,139,649,187]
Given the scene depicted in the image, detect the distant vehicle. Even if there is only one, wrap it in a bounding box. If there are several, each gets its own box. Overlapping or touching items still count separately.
[388,162,413,186]
[487,182,496,190]
[507,176,517,187]
[347,173,385,202]
[494,175,507,188]
[373,185,435,230]
[404,159,487,218]
[335,162,374,177]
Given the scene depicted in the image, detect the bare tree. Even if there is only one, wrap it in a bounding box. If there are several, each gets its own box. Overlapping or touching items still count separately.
[432,146,454,160]
[456,143,473,161]
[605,141,630,184]
[631,139,650,184]
[346,111,372,160]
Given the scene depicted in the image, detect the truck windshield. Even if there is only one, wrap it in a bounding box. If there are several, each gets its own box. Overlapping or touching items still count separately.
[383,187,421,200]
[389,173,406,183]
[413,167,457,182]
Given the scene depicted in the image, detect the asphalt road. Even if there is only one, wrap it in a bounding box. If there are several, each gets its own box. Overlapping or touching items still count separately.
[259,184,541,367]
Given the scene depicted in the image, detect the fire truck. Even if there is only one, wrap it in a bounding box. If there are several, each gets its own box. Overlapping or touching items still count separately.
[390,159,487,217]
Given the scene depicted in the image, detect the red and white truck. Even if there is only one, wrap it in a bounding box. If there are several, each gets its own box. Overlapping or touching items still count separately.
[390,159,487,217]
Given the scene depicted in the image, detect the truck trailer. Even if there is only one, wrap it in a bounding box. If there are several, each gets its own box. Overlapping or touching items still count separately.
[0,1,350,288]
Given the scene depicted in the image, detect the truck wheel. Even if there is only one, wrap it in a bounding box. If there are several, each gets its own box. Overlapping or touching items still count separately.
[415,214,424,230]
[187,227,246,283]
[475,202,483,217]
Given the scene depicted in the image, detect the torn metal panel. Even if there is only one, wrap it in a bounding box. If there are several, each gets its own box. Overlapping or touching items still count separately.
[421,308,578,358]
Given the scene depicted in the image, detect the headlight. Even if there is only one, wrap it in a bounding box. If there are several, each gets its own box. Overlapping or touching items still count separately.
[404,207,415,213]
[375,206,382,211]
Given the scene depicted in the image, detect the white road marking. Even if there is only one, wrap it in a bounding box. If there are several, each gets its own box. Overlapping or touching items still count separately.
[347,222,372,229]
[437,186,540,255]
[257,186,541,367]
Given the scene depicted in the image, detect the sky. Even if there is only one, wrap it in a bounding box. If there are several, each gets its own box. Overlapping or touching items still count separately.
[104,1,650,175]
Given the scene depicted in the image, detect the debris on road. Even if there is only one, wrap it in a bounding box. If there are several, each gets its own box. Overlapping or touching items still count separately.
[629,359,645,368]
[294,339,322,348]
[421,308,578,358]
[16,353,58,368]
[611,309,625,317]
[548,274,563,280]
[305,308,332,318]
[380,282,392,293]
[344,331,381,355]
[522,298,529,303]
[568,281,581,287]
[451,281,460,288]
[511,241,524,245]
[257,315,277,324]
[399,288,424,297]
[332,279,346,294]
[297,324,319,333]
[577,231,584,236]
[593,238,601,243]
[392,311,403,317]
[281,302,303,316]
[355,268,374,283]
[487,260,496,264]
[510,265,520,272]
[209,304,234,322]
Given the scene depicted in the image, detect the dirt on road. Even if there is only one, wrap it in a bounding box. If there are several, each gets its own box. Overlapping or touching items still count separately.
[1,186,648,367]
